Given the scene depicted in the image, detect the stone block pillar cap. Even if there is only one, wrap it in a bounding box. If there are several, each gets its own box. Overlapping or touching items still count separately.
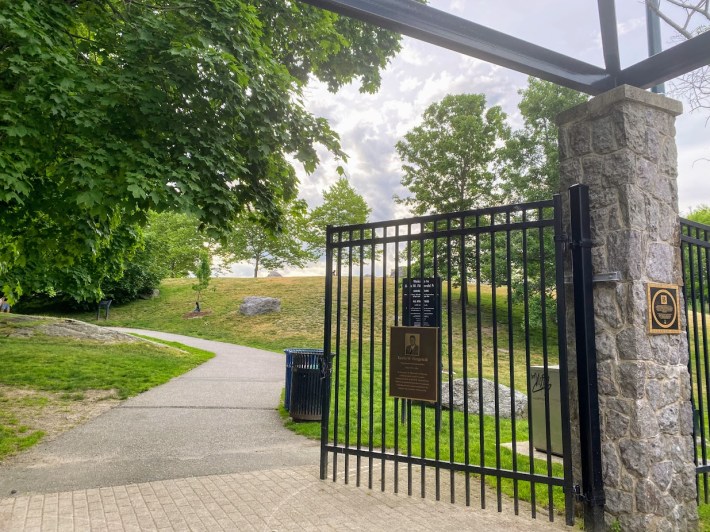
[556,84,683,125]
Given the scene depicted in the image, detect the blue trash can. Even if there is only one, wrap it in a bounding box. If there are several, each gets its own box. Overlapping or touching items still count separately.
[284,348,323,412]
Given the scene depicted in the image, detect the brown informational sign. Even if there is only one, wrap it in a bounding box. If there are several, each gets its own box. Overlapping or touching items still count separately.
[647,283,681,334]
[389,326,439,403]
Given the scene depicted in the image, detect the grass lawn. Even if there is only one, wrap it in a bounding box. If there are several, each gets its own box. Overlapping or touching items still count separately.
[0,315,214,461]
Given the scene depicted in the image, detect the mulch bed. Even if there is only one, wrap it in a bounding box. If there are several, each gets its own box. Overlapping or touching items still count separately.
[182,310,212,319]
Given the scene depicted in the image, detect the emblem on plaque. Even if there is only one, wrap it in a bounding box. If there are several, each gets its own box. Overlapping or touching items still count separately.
[647,283,681,334]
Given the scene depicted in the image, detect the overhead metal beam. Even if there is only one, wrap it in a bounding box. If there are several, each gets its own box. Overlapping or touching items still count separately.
[300,0,710,97]
[606,30,710,91]
[645,0,666,93]
[597,0,621,74]
[299,0,609,94]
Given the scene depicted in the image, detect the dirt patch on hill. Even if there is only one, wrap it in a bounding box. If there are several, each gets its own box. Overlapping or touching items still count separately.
[0,385,121,463]
[0,315,147,463]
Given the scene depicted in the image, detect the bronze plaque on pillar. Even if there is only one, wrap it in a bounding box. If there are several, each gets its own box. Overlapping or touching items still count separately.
[389,326,439,402]
[647,283,681,334]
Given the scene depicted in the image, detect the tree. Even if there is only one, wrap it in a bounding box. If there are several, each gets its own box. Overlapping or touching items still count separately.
[495,79,587,328]
[219,200,318,278]
[100,230,165,304]
[395,94,509,215]
[687,205,710,225]
[307,178,372,254]
[646,0,709,117]
[394,94,509,304]
[501,78,588,203]
[0,1,403,302]
[144,212,208,278]
[192,251,212,311]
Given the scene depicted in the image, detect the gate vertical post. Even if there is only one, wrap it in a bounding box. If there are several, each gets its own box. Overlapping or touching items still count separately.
[321,225,334,480]
[569,184,605,529]
[557,85,697,530]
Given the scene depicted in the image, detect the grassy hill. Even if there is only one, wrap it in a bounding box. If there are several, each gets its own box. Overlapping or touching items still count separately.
[57,277,328,352]
[43,276,555,392]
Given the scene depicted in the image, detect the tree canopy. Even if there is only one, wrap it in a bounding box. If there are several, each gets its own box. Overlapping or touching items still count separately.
[144,212,209,279]
[218,199,318,278]
[501,78,588,202]
[0,1,402,301]
[307,178,372,253]
[395,93,509,216]
[687,205,710,226]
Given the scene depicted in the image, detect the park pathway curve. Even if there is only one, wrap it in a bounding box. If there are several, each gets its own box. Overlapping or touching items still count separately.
[0,329,319,496]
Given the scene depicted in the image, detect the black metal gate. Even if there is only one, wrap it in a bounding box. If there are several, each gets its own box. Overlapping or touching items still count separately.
[680,217,710,503]
[319,191,591,524]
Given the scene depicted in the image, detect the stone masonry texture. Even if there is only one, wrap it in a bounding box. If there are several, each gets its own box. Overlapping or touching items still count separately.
[557,85,697,531]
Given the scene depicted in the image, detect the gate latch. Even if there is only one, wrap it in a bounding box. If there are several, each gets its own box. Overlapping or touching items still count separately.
[573,484,583,502]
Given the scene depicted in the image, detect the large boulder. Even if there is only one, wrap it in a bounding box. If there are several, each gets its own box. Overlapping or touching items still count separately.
[267,271,282,278]
[440,378,527,419]
[240,296,281,316]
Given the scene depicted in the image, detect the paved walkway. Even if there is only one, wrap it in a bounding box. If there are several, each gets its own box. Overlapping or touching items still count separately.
[0,329,568,531]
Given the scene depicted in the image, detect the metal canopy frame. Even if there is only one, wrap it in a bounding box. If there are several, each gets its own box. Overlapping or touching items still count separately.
[299,0,710,96]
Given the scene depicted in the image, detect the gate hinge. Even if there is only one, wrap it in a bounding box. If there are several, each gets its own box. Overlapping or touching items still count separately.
[573,484,583,502]
[572,485,606,507]
[569,238,594,249]
[554,233,569,252]
[554,233,569,244]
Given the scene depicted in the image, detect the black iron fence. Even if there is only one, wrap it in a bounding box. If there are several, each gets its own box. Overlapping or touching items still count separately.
[321,196,576,524]
[680,217,710,503]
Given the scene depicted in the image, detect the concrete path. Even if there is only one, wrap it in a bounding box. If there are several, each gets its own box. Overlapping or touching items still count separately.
[0,329,318,496]
[0,329,569,531]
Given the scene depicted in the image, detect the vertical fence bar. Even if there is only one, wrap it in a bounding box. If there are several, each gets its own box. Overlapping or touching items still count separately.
[704,227,710,502]
[357,231,365,487]
[381,233,388,492]
[474,215,485,509]
[333,234,343,481]
[345,229,354,484]
[394,226,400,494]
[680,232,699,501]
[446,219,455,504]
[321,226,334,480]
[419,226,427,499]
[522,209,536,518]
[434,220,441,502]
[491,213,503,512]
[695,228,710,500]
[505,211,519,514]
[463,216,472,507]
[569,184,605,530]
[538,206,554,520]
[407,224,413,497]
[369,230,376,490]
[554,194,575,526]
[689,227,708,499]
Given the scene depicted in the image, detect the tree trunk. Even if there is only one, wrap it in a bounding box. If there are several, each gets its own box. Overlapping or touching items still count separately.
[254,256,259,278]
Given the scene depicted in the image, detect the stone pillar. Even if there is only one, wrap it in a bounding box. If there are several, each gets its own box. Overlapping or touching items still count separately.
[557,85,697,530]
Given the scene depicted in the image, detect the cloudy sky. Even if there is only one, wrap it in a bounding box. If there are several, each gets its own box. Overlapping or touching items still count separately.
[230,0,709,277]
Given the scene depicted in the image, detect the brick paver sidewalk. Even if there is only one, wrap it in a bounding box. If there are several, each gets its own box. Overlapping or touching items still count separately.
[0,464,569,531]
